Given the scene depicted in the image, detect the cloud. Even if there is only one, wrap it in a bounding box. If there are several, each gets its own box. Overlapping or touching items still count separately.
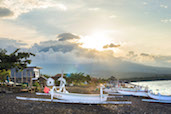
[27,40,126,76]
[109,15,117,19]
[126,51,171,67]
[0,7,13,18]
[125,51,138,62]
[143,2,147,5]
[103,43,120,49]
[153,55,171,64]
[139,53,154,61]
[160,5,168,9]
[22,37,116,64]
[0,0,67,19]
[140,53,150,57]
[0,38,27,53]
[39,41,79,53]
[29,43,171,76]
[88,8,100,11]
[1,38,171,76]
[0,37,27,48]
[127,51,137,57]
[161,19,171,23]
[57,33,80,41]
[125,51,155,65]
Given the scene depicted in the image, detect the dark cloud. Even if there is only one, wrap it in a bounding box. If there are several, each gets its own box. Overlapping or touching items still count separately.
[140,53,171,62]
[140,53,155,59]
[126,51,138,61]
[127,51,137,57]
[32,40,80,53]
[39,44,78,53]
[103,43,120,49]
[57,33,80,41]
[140,53,150,57]
[0,7,13,17]
[109,43,120,48]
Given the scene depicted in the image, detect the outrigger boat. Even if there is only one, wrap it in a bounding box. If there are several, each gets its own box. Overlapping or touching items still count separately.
[16,72,132,105]
[50,85,108,102]
[142,90,171,103]
[17,84,131,104]
[43,72,108,102]
[104,87,118,93]
[147,90,171,101]
[117,87,148,97]
[104,81,148,97]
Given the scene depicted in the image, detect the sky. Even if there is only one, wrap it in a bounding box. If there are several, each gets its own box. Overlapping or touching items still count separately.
[0,0,171,77]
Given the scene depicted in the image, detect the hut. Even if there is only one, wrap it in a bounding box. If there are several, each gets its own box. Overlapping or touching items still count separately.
[46,78,55,86]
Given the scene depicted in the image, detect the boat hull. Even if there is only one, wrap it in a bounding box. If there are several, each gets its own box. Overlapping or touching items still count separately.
[117,88,148,97]
[148,92,171,101]
[104,88,118,93]
[49,91,108,102]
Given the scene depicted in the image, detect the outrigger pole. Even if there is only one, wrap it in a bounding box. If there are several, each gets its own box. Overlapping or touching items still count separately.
[16,96,132,104]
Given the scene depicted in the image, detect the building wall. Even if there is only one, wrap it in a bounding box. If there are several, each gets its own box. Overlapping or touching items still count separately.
[33,68,40,78]
[10,67,41,78]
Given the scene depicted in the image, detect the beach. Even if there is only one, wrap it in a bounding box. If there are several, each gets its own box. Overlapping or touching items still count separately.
[0,92,171,114]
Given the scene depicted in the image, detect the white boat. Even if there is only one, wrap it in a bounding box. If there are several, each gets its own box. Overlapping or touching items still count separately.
[147,90,171,101]
[104,87,118,93]
[16,73,132,105]
[43,71,108,102]
[50,85,108,102]
[117,88,148,97]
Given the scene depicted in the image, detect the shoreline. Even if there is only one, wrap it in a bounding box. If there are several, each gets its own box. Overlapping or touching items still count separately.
[130,79,171,82]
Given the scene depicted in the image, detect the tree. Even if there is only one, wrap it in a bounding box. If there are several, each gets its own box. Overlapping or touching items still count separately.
[0,48,35,70]
[85,75,91,83]
[67,72,87,85]
[0,48,35,82]
[108,76,116,81]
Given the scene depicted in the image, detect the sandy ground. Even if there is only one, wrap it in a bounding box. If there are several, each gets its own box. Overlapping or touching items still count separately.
[0,92,171,114]
[0,86,171,114]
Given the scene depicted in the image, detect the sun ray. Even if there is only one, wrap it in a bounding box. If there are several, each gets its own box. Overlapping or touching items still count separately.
[79,30,118,51]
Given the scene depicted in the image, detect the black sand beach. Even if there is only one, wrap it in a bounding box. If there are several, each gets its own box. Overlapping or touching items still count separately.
[0,92,171,114]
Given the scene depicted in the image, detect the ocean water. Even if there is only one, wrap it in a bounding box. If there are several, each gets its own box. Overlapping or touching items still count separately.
[131,80,171,95]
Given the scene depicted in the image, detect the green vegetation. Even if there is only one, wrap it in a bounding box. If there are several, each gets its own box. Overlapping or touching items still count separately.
[0,48,35,83]
[43,74,51,79]
[64,73,116,86]
[33,81,40,87]
[0,69,10,84]
[66,73,91,85]
[21,84,27,89]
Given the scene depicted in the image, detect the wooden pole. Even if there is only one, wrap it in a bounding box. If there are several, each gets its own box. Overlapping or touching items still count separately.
[51,86,54,102]
[26,70,28,83]
[30,71,32,88]
[21,71,23,83]
[14,71,16,87]
[100,86,103,101]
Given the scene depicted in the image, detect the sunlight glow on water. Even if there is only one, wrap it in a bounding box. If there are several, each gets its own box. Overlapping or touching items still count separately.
[131,80,171,95]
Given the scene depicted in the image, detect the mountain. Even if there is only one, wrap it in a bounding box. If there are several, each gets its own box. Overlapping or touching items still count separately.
[31,60,171,79]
